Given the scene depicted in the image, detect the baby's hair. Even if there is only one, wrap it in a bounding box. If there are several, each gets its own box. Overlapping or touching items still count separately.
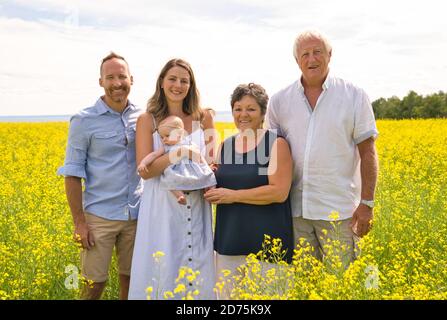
[158,115,184,130]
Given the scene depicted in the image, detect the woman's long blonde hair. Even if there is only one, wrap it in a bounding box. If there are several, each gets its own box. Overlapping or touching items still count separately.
[147,58,203,125]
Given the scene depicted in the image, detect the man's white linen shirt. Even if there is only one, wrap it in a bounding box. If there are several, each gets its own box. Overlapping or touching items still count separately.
[266,75,378,221]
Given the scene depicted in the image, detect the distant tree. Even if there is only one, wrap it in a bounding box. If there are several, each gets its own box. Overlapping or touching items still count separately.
[372,98,387,119]
[372,90,447,119]
[424,94,443,118]
[383,96,402,119]
[400,91,422,119]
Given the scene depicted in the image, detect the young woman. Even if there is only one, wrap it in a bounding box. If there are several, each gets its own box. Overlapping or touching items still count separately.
[129,59,217,300]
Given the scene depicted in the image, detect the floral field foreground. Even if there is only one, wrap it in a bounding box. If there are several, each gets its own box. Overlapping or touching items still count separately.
[0,119,446,299]
[215,119,447,300]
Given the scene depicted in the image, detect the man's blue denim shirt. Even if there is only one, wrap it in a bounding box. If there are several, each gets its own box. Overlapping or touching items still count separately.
[57,97,143,221]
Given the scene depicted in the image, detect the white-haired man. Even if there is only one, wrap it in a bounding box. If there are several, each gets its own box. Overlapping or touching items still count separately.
[266,30,379,266]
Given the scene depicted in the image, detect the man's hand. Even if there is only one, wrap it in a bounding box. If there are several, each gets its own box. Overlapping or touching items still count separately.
[74,220,95,250]
[350,204,373,237]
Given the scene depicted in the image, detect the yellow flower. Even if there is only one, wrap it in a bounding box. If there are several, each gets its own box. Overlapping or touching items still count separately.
[146,287,153,300]
[176,267,186,282]
[152,251,165,258]
[266,268,276,278]
[2,120,447,299]
[186,274,196,282]
[174,284,186,294]
[328,210,340,221]
[221,269,232,277]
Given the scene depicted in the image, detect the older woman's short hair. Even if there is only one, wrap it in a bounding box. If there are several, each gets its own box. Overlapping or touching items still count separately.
[293,30,332,60]
[230,83,269,115]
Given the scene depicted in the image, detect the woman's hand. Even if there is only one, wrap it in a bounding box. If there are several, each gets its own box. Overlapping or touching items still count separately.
[209,162,219,172]
[204,187,237,204]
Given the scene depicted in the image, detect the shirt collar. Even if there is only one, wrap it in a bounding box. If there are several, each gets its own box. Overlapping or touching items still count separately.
[297,70,333,92]
[95,97,136,115]
[322,72,333,90]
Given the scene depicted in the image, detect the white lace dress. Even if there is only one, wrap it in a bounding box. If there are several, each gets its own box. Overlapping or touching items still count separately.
[128,129,216,300]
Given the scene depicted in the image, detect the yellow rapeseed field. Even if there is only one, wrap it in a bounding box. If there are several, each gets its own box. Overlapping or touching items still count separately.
[0,120,446,299]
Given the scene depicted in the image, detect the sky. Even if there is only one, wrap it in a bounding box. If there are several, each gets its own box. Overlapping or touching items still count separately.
[1,0,446,116]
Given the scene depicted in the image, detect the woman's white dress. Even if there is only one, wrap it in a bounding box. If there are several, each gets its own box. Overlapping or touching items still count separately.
[128,129,216,300]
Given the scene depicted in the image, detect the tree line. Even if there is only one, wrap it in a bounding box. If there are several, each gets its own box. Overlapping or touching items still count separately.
[372,91,447,119]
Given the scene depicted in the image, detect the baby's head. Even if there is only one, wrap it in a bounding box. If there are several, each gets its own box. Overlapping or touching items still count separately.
[158,115,185,145]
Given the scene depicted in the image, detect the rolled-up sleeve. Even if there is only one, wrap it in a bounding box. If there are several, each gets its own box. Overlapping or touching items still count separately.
[57,116,88,179]
[353,88,379,144]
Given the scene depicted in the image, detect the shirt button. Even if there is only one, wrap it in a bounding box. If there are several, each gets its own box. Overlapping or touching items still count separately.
[188,232,191,235]
[187,205,191,209]
[187,218,191,222]
[189,258,192,262]
[188,245,192,248]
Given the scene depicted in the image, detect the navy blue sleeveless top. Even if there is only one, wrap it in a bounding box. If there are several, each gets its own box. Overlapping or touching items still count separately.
[213,130,294,263]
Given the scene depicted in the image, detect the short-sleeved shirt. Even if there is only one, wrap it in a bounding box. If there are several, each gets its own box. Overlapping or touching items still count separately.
[266,74,378,221]
[57,97,143,221]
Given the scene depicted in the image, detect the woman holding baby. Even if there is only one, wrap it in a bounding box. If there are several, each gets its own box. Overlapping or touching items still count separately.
[128,58,217,300]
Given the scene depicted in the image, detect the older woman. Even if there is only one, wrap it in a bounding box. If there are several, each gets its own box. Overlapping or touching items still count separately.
[204,83,294,297]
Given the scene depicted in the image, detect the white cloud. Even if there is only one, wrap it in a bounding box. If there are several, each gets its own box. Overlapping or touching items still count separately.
[1,0,447,116]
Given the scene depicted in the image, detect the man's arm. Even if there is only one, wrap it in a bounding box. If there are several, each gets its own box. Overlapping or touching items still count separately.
[202,108,218,164]
[65,176,95,250]
[350,137,379,237]
[57,116,94,249]
[264,95,282,135]
[359,137,378,201]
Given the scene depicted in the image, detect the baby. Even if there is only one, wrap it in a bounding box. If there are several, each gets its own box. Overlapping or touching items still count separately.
[138,115,216,205]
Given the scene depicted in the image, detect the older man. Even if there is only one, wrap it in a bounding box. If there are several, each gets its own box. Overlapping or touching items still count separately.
[266,31,379,265]
[58,52,142,299]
